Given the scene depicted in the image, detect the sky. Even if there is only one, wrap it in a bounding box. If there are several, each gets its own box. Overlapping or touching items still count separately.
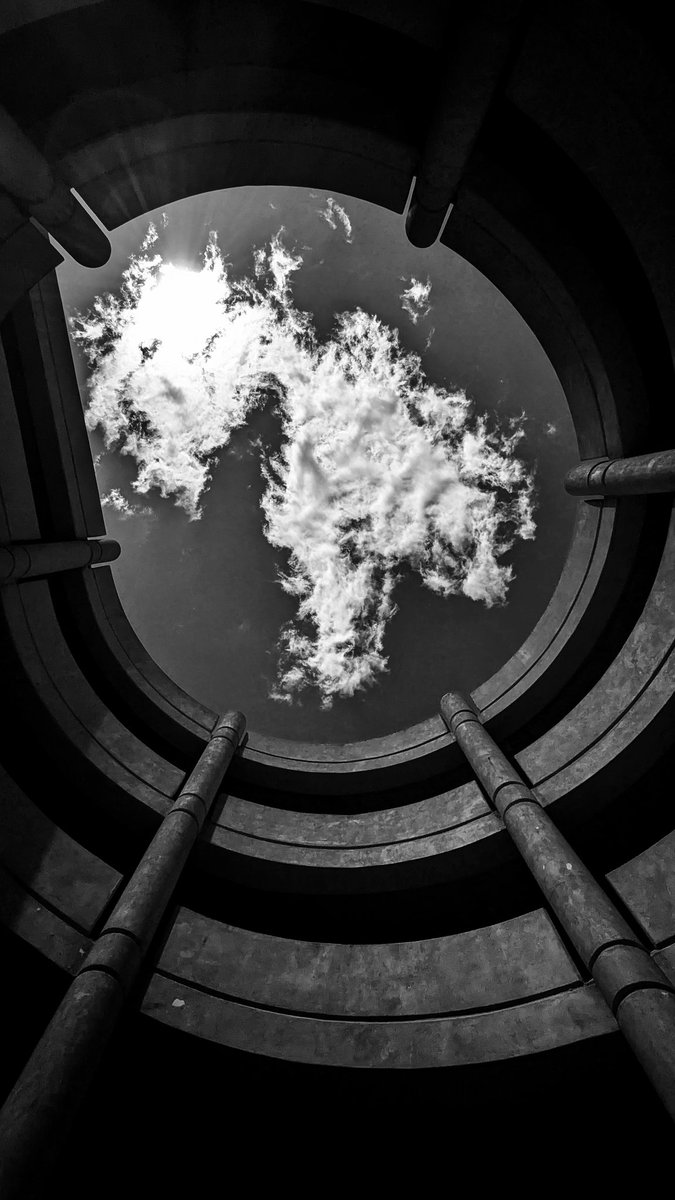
[56,186,578,744]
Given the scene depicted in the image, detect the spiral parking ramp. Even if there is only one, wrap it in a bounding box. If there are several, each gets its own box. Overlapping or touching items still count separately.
[1,0,675,1189]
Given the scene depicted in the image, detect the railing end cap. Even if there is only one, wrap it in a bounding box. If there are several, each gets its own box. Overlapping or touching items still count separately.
[440,691,480,729]
[212,711,246,745]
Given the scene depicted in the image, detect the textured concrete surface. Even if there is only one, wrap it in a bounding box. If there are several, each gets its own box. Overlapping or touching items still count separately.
[609,832,675,946]
[157,907,578,1017]
[0,766,120,933]
[0,865,93,973]
[142,976,615,1068]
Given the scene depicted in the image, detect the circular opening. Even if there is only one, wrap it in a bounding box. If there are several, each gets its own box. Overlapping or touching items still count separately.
[58,185,577,743]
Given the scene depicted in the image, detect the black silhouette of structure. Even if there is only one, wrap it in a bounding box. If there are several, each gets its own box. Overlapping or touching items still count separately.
[0,2,675,1192]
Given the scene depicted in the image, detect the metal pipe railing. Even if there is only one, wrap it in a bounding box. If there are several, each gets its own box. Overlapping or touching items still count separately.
[441,691,675,1120]
[0,711,246,1197]
[0,537,120,583]
[565,450,675,496]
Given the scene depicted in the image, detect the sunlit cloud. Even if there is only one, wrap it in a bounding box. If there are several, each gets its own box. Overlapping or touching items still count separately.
[73,225,535,706]
[400,276,432,324]
[101,488,154,520]
[317,197,353,243]
[545,422,558,436]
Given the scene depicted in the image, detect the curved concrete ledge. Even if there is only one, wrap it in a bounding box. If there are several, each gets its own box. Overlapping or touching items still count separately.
[608,831,675,949]
[0,865,92,973]
[215,780,487,848]
[523,504,675,797]
[156,906,579,1018]
[202,811,506,894]
[142,975,614,1068]
[199,779,502,894]
[0,763,120,972]
[0,764,120,935]
[1,581,183,822]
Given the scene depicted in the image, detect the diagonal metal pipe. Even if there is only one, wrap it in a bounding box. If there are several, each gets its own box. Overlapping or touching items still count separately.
[565,450,675,496]
[0,711,246,1198]
[441,691,675,1120]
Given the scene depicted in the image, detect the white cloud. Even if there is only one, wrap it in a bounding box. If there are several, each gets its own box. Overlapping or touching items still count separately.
[317,197,353,243]
[73,226,535,707]
[544,422,558,436]
[400,276,432,324]
[101,488,154,520]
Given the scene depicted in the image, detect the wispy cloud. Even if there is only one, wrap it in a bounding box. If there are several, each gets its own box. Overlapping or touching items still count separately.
[101,488,154,520]
[317,196,353,243]
[544,422,558,437]
[400,276,432,324]
[73,225,535,707]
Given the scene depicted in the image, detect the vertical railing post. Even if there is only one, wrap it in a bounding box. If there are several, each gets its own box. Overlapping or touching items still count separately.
[441,691,675,1119]
[0,711,245,1197]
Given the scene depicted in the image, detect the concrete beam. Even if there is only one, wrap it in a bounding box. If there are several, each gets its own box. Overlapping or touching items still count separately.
[406,1,524,247]
[441,691,675,1121]
[565,450,675,496]
[0,106,110,267]
[0,537,120,582]
[0,711,246,1199]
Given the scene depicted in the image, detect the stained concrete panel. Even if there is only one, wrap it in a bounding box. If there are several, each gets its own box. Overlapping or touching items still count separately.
[608,831,675,946]
[157,907,579,1017]
[142,976,614,1068]
[0,766,120,934]
[0,864,91,973]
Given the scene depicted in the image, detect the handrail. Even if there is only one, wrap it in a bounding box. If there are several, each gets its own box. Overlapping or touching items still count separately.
[441,691,675,1120]
[0,537,120,583]
[0,711,246,1197]
[565,450,675,496]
